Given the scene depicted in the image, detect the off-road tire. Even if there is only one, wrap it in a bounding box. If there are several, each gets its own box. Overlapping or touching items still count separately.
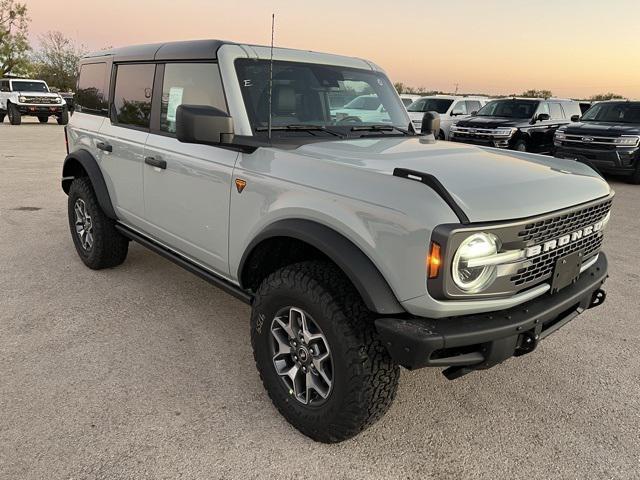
[0,112,5,123]
[57,108,69,125]
[8,103,21,125]
[38,116,49,123]
[67,177,128,269]
[513,139,527,152]
[251,261,400,443]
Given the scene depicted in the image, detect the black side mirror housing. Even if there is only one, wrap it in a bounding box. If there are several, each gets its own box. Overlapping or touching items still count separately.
[536,113,550,122]
[571,114,580,122]
[176,105,234,145]
[421,111,441,138]
[470,110,478,116]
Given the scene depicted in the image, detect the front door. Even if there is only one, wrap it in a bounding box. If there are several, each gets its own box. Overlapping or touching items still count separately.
[98,63,155,226]
[142,62,237,275]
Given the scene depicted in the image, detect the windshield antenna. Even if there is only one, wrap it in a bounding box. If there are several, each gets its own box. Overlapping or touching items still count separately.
[268,13,275,141]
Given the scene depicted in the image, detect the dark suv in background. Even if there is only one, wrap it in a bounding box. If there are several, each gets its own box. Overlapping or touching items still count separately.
[554,101,640,184]
[449,98,581,153]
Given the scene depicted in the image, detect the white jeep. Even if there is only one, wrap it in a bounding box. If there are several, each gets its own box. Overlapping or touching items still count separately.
[0,78,68,125]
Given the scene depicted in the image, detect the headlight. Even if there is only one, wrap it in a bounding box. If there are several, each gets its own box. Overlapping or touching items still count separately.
[19,96,27,103]
[554,130,567,146]
[452,233,499,293]
[55,97,62,103]
[493,127,515,137]
[613,135,640,147]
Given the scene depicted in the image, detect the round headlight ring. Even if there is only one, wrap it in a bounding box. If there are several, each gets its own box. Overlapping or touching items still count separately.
[452,233,499,293]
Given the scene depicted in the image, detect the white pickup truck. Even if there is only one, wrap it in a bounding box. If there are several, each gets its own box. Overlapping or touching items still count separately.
[0,78,68,125]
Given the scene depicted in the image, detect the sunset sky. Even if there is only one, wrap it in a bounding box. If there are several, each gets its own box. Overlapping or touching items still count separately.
[23,0,640,99]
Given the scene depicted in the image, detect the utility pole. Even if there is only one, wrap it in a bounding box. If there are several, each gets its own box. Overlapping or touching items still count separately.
[454,83,460,95]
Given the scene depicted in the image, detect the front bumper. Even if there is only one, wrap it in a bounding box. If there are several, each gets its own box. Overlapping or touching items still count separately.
[554,145,639,174]
[16,104,64,115]
[375,253,608,378]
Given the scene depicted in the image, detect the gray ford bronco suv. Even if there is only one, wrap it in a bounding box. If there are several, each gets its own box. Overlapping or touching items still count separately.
[62,40,612,443]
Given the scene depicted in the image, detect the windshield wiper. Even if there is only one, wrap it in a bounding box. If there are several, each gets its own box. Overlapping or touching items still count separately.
[255,124,343,137]
[350,124,414,135]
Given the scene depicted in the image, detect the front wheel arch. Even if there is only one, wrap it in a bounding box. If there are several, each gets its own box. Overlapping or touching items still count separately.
[238,219,405,315]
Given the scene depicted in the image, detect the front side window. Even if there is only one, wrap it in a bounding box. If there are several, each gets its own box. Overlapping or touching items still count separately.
[477,99,539,119]
[160,63,227,134]
[10,81,49,92]
[549,103,563,119]
[451,101,467,115]
[466,100,481,113]
[581,102,640,123]
[76,62,108,115]
[112,63,155,128]
[536,102,550,117]
[407,98,454,114]
[235,59,409,136]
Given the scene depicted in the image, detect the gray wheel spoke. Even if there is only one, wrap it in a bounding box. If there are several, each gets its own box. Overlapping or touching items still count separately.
[270,306,333,406]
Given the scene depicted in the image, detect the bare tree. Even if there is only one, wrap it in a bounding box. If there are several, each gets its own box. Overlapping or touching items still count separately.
[521,89,553,99]
[589,93,624,102]
[32,31,86,91]
[0,0,30,76]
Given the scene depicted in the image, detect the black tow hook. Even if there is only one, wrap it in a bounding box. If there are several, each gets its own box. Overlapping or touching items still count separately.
[589,288,606,309]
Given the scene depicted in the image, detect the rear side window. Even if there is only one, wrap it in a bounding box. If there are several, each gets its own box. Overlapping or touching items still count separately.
[112,63,155,128]
[160,63,227,134]
[76,63,108,115]
[549,103,563,119]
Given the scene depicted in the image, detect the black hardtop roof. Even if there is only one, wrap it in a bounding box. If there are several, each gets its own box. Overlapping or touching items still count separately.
[82,39,236,63]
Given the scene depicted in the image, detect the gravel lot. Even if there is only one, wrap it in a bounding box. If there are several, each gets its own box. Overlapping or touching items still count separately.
[1,118,639,480]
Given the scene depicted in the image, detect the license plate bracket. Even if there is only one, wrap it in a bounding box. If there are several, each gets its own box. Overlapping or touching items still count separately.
[551,250,583,293]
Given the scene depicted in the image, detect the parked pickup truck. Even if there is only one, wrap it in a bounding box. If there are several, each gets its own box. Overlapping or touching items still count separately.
[554,100,640,184]
[0,78,68,125]
[62,40,612,443]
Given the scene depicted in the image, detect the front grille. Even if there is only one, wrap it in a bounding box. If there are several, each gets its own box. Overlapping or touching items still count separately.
[23,96,59,104]
[510,198,612,288]
[452,127,497,138]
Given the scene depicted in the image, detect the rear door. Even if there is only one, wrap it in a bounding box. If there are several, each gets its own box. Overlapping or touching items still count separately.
[98,63,155,226]
[142,62,237,274]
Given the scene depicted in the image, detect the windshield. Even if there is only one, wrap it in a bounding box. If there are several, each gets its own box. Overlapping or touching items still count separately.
[476,99,538,118]
[407,98,453,114]
[235,59,410,136]
[581,102,640,124]
[11,81,49,93]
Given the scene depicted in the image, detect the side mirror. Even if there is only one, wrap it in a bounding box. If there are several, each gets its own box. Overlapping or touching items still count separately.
[176,105,234,145]
[571,114,580,122]
[536,113,550,122]
[421,111,441,137]
[470,110,478,116]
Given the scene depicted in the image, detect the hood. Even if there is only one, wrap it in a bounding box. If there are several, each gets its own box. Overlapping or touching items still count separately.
[18,91,59,97]
[455,116,526,129]
[562,121,640,137]
[294,137,611,223]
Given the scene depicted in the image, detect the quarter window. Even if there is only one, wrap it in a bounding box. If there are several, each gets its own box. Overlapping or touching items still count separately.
[76,63,108,115]
[112,63,155,128]
[160,63,227,134]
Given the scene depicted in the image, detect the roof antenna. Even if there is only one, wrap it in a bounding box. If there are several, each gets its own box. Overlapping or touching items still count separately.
[268,13,275,141]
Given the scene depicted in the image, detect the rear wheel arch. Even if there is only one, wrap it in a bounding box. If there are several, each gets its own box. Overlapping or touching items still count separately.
[238,219,405,315]
[62,149,117,220]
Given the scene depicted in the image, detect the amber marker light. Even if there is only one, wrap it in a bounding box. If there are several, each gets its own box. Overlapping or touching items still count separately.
[427,242,442,279]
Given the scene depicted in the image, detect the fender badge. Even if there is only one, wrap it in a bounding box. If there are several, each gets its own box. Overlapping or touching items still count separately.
[235,178,247,193]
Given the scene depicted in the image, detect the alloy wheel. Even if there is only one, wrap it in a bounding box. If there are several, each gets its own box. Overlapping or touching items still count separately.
[270,307,333,405]
[74,198,94,250]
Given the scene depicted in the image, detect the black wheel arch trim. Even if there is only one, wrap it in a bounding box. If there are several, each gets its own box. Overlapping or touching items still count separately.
[238,219,405,315]
[61,149,117,220]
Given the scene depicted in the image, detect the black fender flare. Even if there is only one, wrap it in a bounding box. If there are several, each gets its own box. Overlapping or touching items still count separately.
[238,219,405,315]
[61,149,117,220]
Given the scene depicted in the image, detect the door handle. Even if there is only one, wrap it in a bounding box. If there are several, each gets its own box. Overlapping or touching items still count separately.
[145,156,167,170]
[96,141,112,152]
